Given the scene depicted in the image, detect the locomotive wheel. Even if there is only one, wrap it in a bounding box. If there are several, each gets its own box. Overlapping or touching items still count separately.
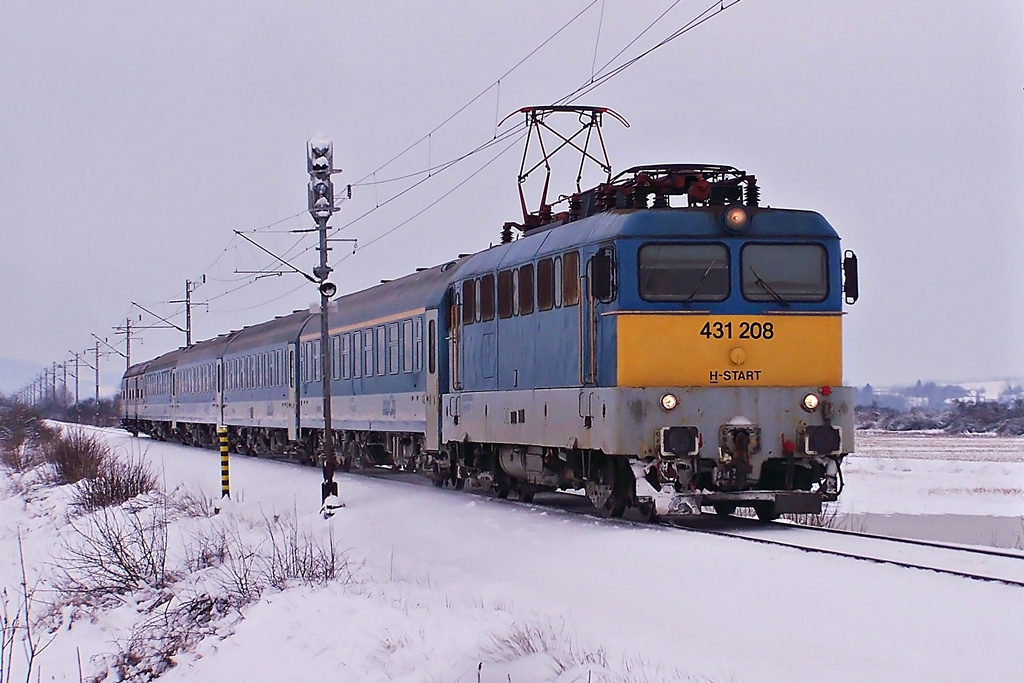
[637,501,660,523]
[755,503,779,522]
[713,503,737,517]
[603,494,627,518]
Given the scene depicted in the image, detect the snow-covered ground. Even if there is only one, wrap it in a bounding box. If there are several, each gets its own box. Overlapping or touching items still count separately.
[1,427,1023,682]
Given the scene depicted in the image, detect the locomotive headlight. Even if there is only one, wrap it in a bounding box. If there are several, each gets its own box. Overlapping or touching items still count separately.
[724,205,749,232]
[801,392,820,412]
[660,393,678,411]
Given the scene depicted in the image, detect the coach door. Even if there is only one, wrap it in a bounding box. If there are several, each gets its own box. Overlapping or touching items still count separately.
[287,343,299,440]
[216,359,224,426]
[424,311,442,451]
[447,286,462,391]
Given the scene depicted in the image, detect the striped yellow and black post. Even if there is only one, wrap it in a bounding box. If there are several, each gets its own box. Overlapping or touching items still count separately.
[218,426,230,499]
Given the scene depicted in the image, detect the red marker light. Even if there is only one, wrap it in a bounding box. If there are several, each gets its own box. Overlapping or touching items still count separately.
[821,386,832,396]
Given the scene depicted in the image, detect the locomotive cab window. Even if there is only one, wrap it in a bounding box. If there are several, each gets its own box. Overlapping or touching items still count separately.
[589,247,615,302]
[741,243,828,303]
[639,243,729,302]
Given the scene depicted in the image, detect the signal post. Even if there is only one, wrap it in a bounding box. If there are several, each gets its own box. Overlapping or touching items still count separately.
[307,134,344,515]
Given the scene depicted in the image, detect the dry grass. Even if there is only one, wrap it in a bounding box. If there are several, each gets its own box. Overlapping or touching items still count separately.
[43,428,107,484]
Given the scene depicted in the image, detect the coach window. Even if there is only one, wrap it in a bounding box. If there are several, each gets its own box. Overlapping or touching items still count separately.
[479,274,495,321]
[341,334,352,379]
[360,329,370,377]
[388,322,400,375]
[639,243,729,302]
[741,243,828,303]
[402,320,414,373]
[414,317,424,372]
[315,339,323,382]
[519,263,534,315]
[563,251,580,306]
[375,326,386,376]
[537,258,554,311]
[497,270,514,319]
[329,335,339,380]
[461,279,476,325]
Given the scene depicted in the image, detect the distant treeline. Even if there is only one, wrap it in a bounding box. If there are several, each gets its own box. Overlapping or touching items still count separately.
[856,402,1024,436]
[0,393,122,428]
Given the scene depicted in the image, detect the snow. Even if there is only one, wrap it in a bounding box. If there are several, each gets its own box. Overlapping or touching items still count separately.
[840,431,1023,517]
[1,427,1023,682]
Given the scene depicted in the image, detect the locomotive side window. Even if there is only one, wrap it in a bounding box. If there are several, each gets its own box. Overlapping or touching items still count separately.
[741,243,828,303]
[497,270,514,319]
[480,274,495,321]
[638,243,730,302]
[461,280,476,325]
[537,258,554,311]
[511,269,520,315]
[519,263,534,315]
[563,251,580,306]
[553,257,563,307]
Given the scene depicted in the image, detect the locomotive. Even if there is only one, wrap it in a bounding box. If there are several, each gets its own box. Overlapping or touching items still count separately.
[123,115,859,522]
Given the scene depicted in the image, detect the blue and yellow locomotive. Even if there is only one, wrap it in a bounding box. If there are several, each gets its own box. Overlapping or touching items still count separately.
[124,161,858,521]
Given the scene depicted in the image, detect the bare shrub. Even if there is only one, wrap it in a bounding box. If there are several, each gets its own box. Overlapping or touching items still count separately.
[72,455,158,510]
[262,513,347,588]
[483,619,607,675]
[0,399,55,473]
[43,429,108,484]
[184,513,353,609]
[108,593,231,681]
[59,504,171,597]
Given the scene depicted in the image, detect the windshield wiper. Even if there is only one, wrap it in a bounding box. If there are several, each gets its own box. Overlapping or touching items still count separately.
[750,267,790,307]
[681,260,716,306]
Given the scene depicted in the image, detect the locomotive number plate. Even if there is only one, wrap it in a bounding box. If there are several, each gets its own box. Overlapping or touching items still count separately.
[699,320,775,340]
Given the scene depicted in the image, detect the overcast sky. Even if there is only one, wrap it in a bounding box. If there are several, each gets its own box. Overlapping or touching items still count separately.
[1,0,1021,395]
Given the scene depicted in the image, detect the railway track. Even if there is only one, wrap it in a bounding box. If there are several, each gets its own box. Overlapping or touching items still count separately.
[662,515,1024,588]
[107,427,1024,588]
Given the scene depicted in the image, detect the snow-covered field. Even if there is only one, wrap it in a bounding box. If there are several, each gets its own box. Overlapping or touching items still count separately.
[1,427,1022,682]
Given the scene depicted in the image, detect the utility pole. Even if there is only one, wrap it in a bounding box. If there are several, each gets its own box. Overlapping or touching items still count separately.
[308,134,342,511]
[95,341,101,424]
[71,352,80,422]
[114,319,133,372]
[169,278,205,346]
